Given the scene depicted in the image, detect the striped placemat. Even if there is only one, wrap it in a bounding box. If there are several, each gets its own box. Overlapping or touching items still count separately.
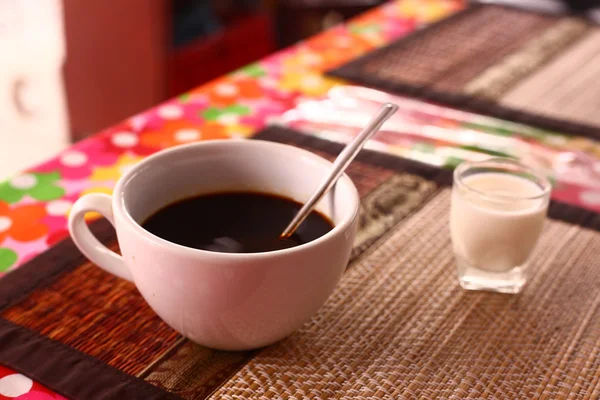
[0,126,598,399]
[328,3,600,140]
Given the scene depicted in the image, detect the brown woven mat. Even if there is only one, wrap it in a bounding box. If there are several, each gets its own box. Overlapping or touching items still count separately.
[1,126,599,399]
[0,127,440,399]
[211,188,600,399]
[500,29,600,128]
[328,3,600,140]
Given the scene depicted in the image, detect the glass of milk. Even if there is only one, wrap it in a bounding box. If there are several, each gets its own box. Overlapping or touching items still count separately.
[450,158,552,293]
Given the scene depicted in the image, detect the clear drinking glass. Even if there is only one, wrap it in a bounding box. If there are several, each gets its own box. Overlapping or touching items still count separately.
[450,158,552,294]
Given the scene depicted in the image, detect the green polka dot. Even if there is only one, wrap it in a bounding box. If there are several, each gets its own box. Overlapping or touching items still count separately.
[239,63,266,78]
[443,157,463,169]
[462,122,513,137]
[0,248,17,272]
[459,145,514,159]
[0,182,22,203]
[412,143,435,153]
[0,171,65,204]
[349,24,381,34]
[226,104,250,116]
[202,104,252,121]
[29,172,65,201]
[202,107,222,121]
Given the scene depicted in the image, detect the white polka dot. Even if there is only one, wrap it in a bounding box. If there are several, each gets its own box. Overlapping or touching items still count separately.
[365,140,389,152]
[46,199,73,216]
[128,114,147,130]
[215,83,239,97]
[335,37,352,47]
[0,374,33,397]
[217,114,239,125]
[10,174,37,190]
[158,105,183,119]
[265,115,280,125]
[580,191,600,205]
[301,75,323,89]
[111,132,139,148]
[60,151,88,167]
[0,217,12,233]
[363,31,379,41]
[545,135,567,146]
[260,77,277,88]
[119,164,137,176]
[174,129,201,142]
[301,53,322,65]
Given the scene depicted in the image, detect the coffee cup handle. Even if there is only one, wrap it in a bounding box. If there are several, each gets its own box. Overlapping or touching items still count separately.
[68,193,133,282]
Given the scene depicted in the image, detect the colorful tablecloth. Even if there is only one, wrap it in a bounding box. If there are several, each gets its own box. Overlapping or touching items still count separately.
[0,365,65,400]
[2,0,600,397]
[3,126,600,400]
[277,85,600,214]
[0,0,464,276]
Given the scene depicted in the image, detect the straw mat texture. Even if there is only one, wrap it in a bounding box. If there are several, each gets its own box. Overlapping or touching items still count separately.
[329,3,600,139]
[1,127,599,399]
[211,189,600,399]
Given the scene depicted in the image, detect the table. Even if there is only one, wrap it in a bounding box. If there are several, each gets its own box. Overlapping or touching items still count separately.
[1,1,600,398]
[0,0,465,276]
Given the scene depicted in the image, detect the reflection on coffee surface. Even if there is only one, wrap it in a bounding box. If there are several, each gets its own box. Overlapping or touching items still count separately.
[142,191,334,253]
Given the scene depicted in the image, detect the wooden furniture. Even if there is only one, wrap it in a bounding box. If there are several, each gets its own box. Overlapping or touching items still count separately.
[63,0,274,142]
[272,0,386,47]
[63,0,170,141]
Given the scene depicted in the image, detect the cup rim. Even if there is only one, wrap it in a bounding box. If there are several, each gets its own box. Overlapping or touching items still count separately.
[113,139,360,259]
[453,157,552,202]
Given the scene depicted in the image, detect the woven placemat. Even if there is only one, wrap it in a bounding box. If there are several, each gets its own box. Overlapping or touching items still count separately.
[0,126,599,399]
[328,3,600,140]
[211,188,600,399]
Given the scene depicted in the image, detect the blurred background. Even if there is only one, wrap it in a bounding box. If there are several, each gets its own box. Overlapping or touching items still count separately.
[2,0,598,180]
[0,0,384,178]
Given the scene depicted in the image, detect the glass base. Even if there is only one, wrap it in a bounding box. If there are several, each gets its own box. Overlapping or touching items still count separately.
[456,256,527,294]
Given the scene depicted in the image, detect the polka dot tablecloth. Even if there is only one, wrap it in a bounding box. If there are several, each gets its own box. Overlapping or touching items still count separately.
[0,0,465,275]
[0,366,66,400]
[2,0,600,396]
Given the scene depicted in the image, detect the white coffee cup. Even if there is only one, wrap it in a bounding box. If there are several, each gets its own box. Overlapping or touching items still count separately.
[68,139,359,350]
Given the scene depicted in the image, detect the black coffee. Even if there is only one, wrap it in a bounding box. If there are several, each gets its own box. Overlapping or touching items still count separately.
[142,191,334,253]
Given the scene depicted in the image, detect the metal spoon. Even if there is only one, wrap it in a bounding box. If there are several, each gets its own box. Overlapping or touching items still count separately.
[280,102,399,239]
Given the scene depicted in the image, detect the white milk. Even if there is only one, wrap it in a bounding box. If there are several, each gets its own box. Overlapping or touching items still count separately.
[450,172,548,273]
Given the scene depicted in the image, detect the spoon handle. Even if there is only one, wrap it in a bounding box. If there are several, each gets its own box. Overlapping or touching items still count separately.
[280,102,399,239]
